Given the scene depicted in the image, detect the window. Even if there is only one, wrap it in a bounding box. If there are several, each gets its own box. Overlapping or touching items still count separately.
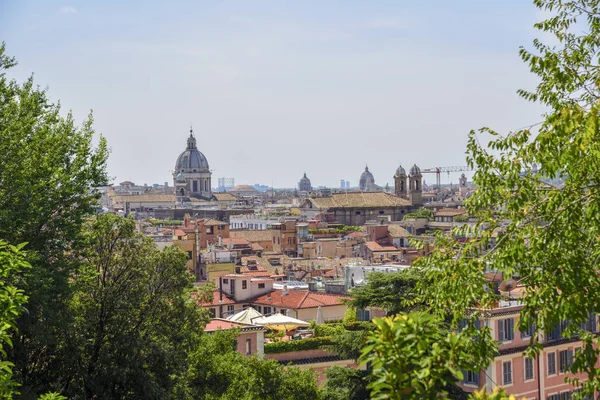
[379,210,385,214]
[280,309,287,316]
[559,349,573,373]
[521,323,535,339]
[246,338,252,355]
[263,306,272,315]
[273,237,276,244]
[525,357,534,380]
[242,304,249,310]
[227,305,234,313]
[548,395,560,400]
[258,283,265,289]
[186,251,193,259]
[559,392,572,400]
[502,361,512,385]
[209,308,216,318]
[462,370,479,385]
[357,309,371,321]
[255,305,261,313]
[548,352,557,375]
[355,211,361,215]
[223,279,229,284]
[242,280,247,289]
[581,312,597,333]
[218,225,224,230]
[498,318,515,341]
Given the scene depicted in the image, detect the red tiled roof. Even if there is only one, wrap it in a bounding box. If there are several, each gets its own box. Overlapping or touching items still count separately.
[222,238,251,246]
[174,229,186,236]
[196,290,235,307]
[364,241,397,252]
[344,231,365,239]
[241,270,271,277]
[205,319,243,331]
[249,290,350,309]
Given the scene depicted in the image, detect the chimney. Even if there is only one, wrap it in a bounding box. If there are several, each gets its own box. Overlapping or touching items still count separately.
[218,235,222,247]
[282,284,288,296]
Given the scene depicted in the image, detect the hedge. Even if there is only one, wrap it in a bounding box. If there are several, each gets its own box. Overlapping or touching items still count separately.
[343,321,376,331]
[264,336,332,354]
[314,323,345,337]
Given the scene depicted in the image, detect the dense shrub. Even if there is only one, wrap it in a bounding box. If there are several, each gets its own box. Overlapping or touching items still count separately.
[343,321,376,331]
[264,337,332,354]
[314,323,345,337]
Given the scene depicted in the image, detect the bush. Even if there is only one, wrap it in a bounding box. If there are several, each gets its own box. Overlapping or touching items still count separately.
[343,321,376,331]
[314,323,345,337]
[264,336,332,354]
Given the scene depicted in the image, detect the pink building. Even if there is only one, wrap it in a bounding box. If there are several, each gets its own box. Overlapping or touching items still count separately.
[204,319,265,358]
[459,303,597,399]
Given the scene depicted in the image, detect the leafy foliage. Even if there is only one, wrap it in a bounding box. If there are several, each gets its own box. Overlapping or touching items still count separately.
[318,366,372,400]
[0,42,109,396]
[264,336,332,354]
[403,208,434,221]
[186,330,319,400]
[412,0,600,397]
[0,241,30,399]
[347,270,424,315]
[314,323,345,337]
[360,313,479,400]
[64,213,207,398]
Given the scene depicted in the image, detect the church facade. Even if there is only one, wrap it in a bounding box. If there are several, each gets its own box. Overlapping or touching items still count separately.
[173,129,212,199]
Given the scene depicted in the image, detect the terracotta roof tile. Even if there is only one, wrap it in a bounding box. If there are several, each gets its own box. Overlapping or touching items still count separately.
[306,192,410,209]
[196,290,235,306]
[434,208,467,217]
[230,230,275,242]
[249,290,349,309]
[212,193,237,201]
[387,225,411,238]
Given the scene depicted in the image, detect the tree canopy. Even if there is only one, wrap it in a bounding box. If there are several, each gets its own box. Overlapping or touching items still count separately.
[412,0,600,397]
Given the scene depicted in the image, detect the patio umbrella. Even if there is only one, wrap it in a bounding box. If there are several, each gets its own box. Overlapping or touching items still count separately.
[315,306,325,325]
[226,307,263,324]
[252,313,310,332]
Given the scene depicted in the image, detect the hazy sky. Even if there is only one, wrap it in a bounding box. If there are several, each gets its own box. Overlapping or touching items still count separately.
[1,1,546,188]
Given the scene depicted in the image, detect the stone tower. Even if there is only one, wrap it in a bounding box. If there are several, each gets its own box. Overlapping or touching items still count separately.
[394,164,407,198]
[408,164,423,206]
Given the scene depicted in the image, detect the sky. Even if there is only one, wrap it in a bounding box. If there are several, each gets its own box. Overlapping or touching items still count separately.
[1,1,547,189]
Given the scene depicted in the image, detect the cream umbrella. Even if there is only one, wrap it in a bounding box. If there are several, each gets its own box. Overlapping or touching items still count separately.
[315,306,325,325]
[226,307,263,324]
[252,313,310,332]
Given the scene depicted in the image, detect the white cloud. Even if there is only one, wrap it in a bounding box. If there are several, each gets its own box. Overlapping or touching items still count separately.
[60,6,77,15]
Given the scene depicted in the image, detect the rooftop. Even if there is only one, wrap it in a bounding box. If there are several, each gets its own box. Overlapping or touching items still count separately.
[305,192,411,209]
[249,289,350,309]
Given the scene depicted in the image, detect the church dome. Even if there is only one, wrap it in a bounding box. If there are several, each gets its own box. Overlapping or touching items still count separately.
[409,164,421,176]
[175,131,209,172]
[299,173,312,191]
[395,165,406,176]
[229,184,260,196]
[359,165,376,191]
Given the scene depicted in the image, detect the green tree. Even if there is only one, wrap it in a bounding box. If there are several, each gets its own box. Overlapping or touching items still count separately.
[347,270,424,315]
[360,313,482,400]
[318,366,371,400]
[414,0,600,397]
[64,213,206,399]
[186,330,319,400]
[0,241,30,399]
[0,43,109,396]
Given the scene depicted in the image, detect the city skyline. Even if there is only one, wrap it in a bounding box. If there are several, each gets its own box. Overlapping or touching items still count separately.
[2,1,544,187]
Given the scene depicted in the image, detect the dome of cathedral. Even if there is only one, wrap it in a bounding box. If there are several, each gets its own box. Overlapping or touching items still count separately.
[299,173,312,191]
[395,165,406,176]
[174,132,209,172]
[360,166,375,183]
[409,164,421,176]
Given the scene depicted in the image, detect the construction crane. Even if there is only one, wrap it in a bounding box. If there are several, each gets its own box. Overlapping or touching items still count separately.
[421,166,473,190]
